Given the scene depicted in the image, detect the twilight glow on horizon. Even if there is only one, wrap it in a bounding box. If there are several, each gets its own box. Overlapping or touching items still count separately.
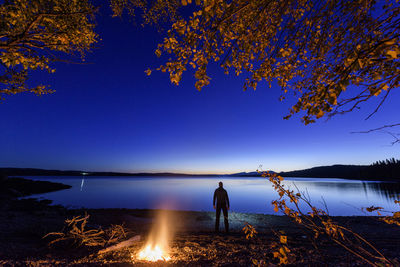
[1,9,399,174]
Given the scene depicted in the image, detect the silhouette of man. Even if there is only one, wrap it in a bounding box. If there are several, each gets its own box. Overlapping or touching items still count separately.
[213,181,229,233]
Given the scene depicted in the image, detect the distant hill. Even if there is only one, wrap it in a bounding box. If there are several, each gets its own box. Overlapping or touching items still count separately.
[279,165,367,179]
[0,168,270,178]
[0,168,219,177]
[229,171,268,177]
[1,158,400,181]
[279,159,400,181]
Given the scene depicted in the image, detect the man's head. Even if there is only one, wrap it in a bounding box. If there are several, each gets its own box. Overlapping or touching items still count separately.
[219,181,223,188]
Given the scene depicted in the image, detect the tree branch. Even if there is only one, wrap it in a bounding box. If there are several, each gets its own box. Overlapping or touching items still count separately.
[351,123,400,134]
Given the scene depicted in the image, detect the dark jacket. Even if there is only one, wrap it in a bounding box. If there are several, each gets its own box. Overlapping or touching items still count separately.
[213,187,229,207]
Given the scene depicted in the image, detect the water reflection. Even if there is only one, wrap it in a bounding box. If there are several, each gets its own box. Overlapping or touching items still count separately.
[24,176,400,216]
[363,182,400,202]
[283,178,400,202]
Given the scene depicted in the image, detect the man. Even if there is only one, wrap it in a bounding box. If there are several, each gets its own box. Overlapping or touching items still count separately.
[213,181,230,233]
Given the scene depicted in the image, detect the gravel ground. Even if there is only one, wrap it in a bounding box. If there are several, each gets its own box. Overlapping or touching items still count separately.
[1,199,400,266]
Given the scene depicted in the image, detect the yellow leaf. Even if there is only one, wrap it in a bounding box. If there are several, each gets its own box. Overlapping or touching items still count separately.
[385,40,396,46]
[316,110,324,119]
[284,207,290,215]
[357,59,363,68]
[274,205,279,213]
[373,89,381,96]
[387,50,397,59]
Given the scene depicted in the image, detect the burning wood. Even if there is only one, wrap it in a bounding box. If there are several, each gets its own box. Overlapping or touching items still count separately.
[137,244,171,261]
[135,210,173,262]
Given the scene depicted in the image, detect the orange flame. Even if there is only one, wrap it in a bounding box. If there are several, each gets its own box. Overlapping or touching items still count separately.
[136,210,173,262]
[137,244,171,261]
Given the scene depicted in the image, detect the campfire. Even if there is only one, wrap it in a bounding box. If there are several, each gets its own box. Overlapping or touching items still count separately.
[135,210,173,262]
[137,244,171,261]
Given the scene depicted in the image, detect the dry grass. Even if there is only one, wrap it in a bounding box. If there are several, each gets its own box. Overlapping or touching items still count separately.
[43,213,129,248]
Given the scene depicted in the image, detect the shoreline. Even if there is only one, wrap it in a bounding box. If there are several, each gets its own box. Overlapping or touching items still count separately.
[12,174,400,183]
[1,177,400,265]
[2,166,400,182]
[1,197,400,266]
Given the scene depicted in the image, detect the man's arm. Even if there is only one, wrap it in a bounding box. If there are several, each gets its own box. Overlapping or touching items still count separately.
[225,190,230,209]
[213,190,216,208]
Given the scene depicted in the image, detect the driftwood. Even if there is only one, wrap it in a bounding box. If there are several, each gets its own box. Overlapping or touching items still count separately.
[98,235,141,254]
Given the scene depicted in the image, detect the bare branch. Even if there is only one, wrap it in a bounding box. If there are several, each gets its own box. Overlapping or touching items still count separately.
[351,123,400,134]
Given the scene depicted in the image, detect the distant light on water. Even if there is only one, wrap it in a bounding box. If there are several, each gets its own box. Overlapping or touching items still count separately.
[80,172,88,191]
[80,177,85,191]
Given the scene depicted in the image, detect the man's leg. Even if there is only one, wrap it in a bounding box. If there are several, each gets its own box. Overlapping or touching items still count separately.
[215,206,221,232]
[222,206,229,233]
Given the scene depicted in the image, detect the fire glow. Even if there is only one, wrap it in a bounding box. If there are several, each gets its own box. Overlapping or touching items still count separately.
[137,244,171,261]
[136,210,173,262]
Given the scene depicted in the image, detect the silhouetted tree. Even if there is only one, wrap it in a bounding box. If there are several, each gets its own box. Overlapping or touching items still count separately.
[2,0,400,127]
[142,0,400,124]
[0,0,97,99]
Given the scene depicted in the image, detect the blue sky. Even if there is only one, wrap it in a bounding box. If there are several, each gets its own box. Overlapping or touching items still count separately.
[1,7,399,174]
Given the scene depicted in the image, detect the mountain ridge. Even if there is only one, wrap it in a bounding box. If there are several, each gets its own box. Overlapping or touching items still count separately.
[1,161,400,181]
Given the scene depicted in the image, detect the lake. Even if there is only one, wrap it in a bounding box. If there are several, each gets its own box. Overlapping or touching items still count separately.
[23,176,400,216]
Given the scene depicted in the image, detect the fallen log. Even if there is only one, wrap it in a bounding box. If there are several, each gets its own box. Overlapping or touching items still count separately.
[98,235,141,254]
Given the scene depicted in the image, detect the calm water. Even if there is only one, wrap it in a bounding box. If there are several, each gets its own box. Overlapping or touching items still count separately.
[23,176,400,216]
